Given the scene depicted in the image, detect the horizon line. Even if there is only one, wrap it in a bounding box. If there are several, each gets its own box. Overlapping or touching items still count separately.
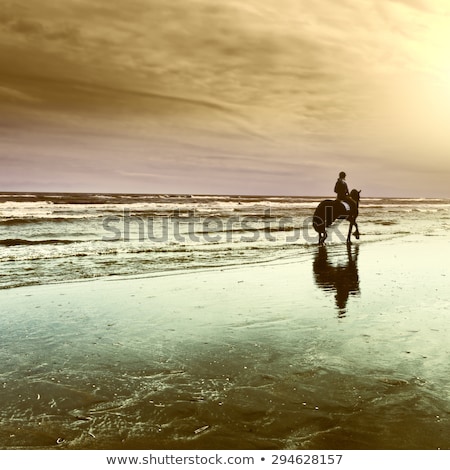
[1,190,449,200]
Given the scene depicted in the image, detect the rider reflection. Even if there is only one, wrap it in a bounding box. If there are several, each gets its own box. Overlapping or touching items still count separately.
[313,244,360,317]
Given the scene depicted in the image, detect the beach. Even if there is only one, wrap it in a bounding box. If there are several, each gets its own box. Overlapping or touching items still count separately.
[3,0,450,456]
[1,210,450,449]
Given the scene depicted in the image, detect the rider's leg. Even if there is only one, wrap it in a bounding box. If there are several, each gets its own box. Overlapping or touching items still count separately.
[345,196,356,215]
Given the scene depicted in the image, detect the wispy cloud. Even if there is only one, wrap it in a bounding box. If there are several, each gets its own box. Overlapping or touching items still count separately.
[0,85,41,103]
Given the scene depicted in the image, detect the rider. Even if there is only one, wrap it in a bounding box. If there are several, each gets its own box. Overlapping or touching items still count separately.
[334,171,356,215]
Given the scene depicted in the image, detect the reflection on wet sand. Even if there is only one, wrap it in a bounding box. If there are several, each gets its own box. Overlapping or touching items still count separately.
[313,245,360,316]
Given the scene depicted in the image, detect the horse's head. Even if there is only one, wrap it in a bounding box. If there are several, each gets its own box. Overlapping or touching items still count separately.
[350,189,361,203]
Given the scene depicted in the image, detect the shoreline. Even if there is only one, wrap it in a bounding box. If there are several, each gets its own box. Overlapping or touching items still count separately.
[0,231,429,294]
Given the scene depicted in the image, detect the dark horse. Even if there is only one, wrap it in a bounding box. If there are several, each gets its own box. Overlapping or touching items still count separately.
[313,189,361,245]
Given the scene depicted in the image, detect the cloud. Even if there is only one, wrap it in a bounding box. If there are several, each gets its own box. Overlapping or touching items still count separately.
[0,13,81,45]
[1,0,449,196]
[7,18,45,36]
[0,85,40,103]
[118,171,172,179]
[388,0,440,13]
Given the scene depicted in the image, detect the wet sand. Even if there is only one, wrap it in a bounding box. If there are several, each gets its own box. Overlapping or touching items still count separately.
[0,235,449,449]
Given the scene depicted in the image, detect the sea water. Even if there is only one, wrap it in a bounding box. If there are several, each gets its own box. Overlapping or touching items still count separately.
[1,193,449,290]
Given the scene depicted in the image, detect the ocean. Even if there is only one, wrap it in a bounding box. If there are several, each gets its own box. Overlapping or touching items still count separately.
[1,193,449,290]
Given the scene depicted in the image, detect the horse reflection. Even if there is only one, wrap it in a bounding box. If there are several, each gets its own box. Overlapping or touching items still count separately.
[313,245,360,317]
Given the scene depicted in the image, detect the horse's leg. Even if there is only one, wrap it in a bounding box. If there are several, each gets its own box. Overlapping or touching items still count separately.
[347,219,353,244]
[353,220,360,239]
[319,231,327,245]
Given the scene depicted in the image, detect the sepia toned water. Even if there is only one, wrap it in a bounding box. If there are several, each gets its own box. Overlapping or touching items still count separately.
[1,194,450,449]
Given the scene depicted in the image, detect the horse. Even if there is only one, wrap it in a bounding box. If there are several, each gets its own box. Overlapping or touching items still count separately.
[313,189,361,245]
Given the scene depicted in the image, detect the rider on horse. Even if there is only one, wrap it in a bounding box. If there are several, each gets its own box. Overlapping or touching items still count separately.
[334,171,357,216]
[313,171,361,244]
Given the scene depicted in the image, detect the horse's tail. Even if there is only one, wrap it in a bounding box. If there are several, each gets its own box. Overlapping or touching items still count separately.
[313,215,325,233]
[313,200,327,233]
[313,199,339,233]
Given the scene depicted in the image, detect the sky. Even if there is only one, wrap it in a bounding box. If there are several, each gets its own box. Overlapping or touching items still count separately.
[1,0,450,197]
